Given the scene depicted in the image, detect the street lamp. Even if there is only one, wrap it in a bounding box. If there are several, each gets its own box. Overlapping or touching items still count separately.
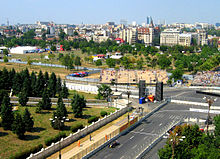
[203,96,217,133]
[49,116,66,159]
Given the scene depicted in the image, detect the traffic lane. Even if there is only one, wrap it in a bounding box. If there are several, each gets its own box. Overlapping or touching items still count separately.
[142,138,167,159]
[163,88,194,97]
[90,112,180,159]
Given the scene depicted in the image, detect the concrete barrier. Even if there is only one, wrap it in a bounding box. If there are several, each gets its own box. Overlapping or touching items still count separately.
[82,100,168,159]
[27,107,129,159]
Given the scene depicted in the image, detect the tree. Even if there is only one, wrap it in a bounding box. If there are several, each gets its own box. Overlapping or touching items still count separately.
[56,77,62,95]
[214,115,220,136]
[30,71,37,96]
[27,56,32,68]
[38,89,52,110]
[71,93,86,118]
[55,95,68,119]
[0,89,7,111]
[18,89,29,106]
[170,68,183,81]
[1,95,14,130]
[106,58,116,68]
[35,70,45,97]
[158,55,171,69]
[12,113,26,139]
[61,81,69,98]
[22,108,34,132]
[74,56,81,70]
[3,49,8,56]
[59,29,66,40]
[97,84,112,101]
[48,72,57,97]
[95,59,102,66]
[3,56,8,63]
[50,45,56,51]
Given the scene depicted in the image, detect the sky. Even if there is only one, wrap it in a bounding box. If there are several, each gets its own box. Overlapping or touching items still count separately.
[0,0,219,25]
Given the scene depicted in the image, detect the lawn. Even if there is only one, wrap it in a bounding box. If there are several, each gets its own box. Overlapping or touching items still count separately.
[68,90,97,99]
[0,105,116,159]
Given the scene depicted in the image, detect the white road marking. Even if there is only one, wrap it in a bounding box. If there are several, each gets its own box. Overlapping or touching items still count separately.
[159,123,162,126]
[120,156,125,159]
[132,144,137,149]
[140,128,144,131]
[118,144,123,148]
[130,136,134,140]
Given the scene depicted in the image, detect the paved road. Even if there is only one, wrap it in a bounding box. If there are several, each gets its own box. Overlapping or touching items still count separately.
[89,88,218,159]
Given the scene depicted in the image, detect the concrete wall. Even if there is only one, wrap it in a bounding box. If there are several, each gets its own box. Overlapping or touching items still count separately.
[27,106,129,159]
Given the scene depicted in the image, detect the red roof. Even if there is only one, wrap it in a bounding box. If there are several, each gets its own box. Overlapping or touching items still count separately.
[115,38,125,43]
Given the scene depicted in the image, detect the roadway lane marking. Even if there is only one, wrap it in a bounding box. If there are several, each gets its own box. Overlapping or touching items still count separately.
[130,136,134,140]
[132,144,137,149]
[144,136,148,140]
[118,144,123,148]
[140,128,144,131]
[159,123,162,126]
[120,156,125,159]
[131,131,158,136]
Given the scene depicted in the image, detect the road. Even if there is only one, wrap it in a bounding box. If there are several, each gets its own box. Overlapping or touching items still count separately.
[89,88,219,159]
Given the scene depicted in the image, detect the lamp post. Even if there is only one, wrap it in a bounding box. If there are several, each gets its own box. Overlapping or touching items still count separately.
[203,96,217,133]
[50,116,66,159]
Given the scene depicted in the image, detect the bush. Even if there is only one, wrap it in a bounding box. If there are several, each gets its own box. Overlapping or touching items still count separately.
[45,132,67,146]
[100,111,107,117]
[71,123,84,133]
[88,116,99,124]
[10,144,43,159]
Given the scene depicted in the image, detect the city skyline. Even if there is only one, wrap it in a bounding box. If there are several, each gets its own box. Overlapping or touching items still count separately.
[1,0,220,25]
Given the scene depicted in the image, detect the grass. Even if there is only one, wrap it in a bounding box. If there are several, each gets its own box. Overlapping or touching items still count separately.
[68,90,97,99]
[0,105,116,159]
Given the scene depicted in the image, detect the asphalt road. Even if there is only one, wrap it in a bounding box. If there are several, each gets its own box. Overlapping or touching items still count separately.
[89,88,218,159]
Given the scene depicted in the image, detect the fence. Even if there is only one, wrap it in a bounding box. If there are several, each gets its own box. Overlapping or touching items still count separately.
[27,106,129,159]
[66,76,100,83]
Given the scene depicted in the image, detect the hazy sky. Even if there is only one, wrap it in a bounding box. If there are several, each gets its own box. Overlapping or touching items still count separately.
[1,0,219,25]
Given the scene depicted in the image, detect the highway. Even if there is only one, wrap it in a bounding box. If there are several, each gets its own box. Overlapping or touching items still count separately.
[89,88,219,159]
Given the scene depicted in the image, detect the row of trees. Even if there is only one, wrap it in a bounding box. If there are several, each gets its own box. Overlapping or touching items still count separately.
[0,68,69,100]
[0,93,34,139]
[159,115,220,159]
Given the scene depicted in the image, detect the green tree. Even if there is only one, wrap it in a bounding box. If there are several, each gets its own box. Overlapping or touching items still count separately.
[18,89,29,106]
[3,56,8,63]
[48,72,57,97]
[71,93,86,118]
[97,84,112,101]
[1,95,14,130]
[50,45,56,51]
[38,89,52,110]
[55,95,68,119]
[12,113,26,139]
[22,108,34,132]
[170,68,183,81]
[61,81,69,98]
[3,49,8,56]
[0,89,7,111]
[35,70,45,97]
[158,55,171,69]
[214,115,220,136]
[56,77,62,95]
[106,58,116,68]
[95,59,102,66]
[74,56,81,70]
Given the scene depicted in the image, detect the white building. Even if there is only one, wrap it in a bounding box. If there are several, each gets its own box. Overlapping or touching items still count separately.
[160,29,180,46]
[178,33,192,46]
[10,46,37,54]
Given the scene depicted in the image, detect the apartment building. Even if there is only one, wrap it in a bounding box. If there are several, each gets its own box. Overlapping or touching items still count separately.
[119,28,137,44]
[160,29,180,46]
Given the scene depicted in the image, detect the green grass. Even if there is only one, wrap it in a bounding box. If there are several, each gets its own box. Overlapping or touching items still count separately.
[68,90,97,99]
[0,105,116,159]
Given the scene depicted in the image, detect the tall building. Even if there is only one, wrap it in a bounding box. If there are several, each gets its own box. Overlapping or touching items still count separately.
[146,16,151,25]
[197,29,208,46]
[119,28,137,44]
[160,29,181,46]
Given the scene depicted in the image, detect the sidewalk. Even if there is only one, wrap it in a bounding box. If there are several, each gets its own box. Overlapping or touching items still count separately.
[47,113,129,159]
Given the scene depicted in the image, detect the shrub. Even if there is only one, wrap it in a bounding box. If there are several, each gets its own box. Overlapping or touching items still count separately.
[10,144,43,159]
[71,123,84,133]
[88,116,99,124]
[45,132,67,146]
[100,111,107,117]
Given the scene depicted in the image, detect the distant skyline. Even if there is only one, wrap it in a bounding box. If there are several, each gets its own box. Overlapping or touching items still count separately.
[1,0,220,25]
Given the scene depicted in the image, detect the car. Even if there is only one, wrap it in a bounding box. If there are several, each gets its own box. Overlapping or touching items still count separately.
[109,140,120,148]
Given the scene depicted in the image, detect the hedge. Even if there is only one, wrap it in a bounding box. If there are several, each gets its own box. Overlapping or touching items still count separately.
[88,116,99,124]
[10,144,43,159]
[71,123,84,133]
[100,111,107,117]
[45,132,67,146]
